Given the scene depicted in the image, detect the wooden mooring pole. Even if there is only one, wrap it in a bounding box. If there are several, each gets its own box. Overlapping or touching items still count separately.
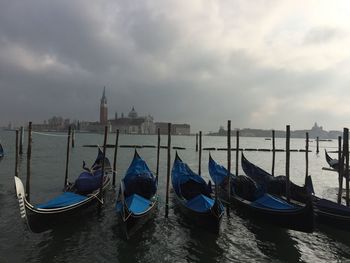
[165,123,171,218]
[156,128,160,177]
[19,126,24,155]
[285,125,291,202]
[26,122,32,202]
[98,126,108,203]
[316,137,319,154]
[235,130,239,176]
[196,133,198,152]
[337,136,343,204]
[64,126,71,187]
[272,130,275,176]
[227,120,231,215]
[344,128,349,206]
[15,130,19,177]
[198,131,202,175]
[71,128,75,148]
[304,132,309,186]
[112,129,119,186]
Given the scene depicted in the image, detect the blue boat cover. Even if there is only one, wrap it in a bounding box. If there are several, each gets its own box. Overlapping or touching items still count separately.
[186,194,214,212]
[252,194,296,210]
[123,152,157,199]
[75,169,103,194]
[35,192,87,209]
[208,156,227,185]
[209,155,264,201]
[116,194,152,215]
[172,156,208,197]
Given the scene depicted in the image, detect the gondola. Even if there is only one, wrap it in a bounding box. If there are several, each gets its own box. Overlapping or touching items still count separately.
[241,153,350,230]
[325,149,340,171]
[171,153,224,231]
[115,150,158,239]
[0,143,4,159]
[14,148,112,233]
[208,155,314,232]
[241,153,313,200]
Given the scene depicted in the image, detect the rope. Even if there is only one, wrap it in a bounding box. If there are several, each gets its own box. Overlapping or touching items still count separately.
[32,131,69,137]
[88,192,104,204]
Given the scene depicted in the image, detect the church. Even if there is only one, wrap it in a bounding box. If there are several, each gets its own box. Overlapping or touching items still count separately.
[109,107,155,134]
[80,87,190,135]
[99,87,156,134]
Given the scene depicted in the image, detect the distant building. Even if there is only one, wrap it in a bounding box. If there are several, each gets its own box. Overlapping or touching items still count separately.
[309,122,328,139]
[110,107,155,134]
[209,122,338,139]
[32,116,71,131]
[79,121,110,133]
[155,122,190,135]
[100,87,108,125]
[31,86,193,135]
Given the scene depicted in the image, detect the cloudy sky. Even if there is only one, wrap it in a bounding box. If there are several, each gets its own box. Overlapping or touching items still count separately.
[1,0,350,132]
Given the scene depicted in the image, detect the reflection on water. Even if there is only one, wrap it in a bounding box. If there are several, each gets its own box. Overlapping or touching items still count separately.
[1,130,350,262]
[247,222,302,262]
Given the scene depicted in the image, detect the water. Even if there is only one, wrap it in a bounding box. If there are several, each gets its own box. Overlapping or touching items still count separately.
[1,130,350,262]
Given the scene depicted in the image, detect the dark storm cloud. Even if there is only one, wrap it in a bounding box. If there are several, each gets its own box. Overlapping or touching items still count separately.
[1,1,349,131]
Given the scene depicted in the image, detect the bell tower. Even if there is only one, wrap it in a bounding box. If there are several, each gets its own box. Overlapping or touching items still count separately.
[100,87,108,124]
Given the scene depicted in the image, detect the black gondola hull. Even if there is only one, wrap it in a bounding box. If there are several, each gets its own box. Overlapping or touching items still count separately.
[25,197,101,233]
[118,202,157,239]
[241,154,350,231]
[174,196,223,233]
[116,150,158,239]
[15,176,111,233]
[229,196,314,233]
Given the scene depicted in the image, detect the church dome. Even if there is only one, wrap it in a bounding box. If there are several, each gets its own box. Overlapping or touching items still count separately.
[128,106,138,119]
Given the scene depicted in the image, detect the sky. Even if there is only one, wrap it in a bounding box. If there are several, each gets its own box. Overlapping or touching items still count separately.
[1,0,350,132]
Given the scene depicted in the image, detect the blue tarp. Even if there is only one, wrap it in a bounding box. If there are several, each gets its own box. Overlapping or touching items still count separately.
[252,194,296,210]
[122,152,157,199]
[116,194,152,215]
[75,169,102,193]
[208,156,227,185]
[124,153,154,184]
[209,156,264,201]
[172,156,208,196]
[186,194,214,213]
[35,192,87,209]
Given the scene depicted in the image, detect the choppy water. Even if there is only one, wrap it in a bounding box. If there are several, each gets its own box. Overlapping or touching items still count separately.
[1,130,350,262]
